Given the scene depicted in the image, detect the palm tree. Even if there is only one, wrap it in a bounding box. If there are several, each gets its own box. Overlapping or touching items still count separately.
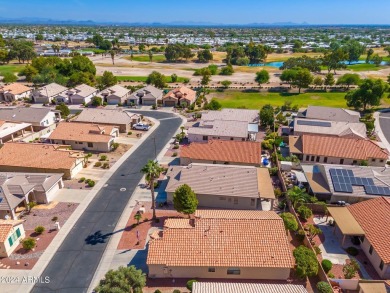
[148,50,153,62]
[134,212,142,225]
[140,160,164,220]
[110,50,115,65]
[287,186,310,208]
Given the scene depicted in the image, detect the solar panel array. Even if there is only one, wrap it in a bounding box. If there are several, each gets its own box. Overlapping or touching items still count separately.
[329,168,390,196]
[297,120,332,127]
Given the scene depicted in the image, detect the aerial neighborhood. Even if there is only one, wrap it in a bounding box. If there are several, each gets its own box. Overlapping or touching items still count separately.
[0,18,390,293]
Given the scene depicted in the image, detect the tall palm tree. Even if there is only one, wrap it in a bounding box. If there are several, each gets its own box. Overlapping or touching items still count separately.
[148,50,153,62]
[287,186,310,208]
[110,50,115,65]
[141,160,164,220]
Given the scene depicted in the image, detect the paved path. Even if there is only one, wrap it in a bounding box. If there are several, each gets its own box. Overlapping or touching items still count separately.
[31,111,182,293]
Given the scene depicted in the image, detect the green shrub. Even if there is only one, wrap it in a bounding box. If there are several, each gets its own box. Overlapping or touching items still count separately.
[327,272,335,278]
[173,290,181,293]
[94,162,102,167]
[316,281,333,293]
[79,177,86,182]
[293,245,319,278]
[154,290,162,293]
[51,216,58,222]
[173,145,179,149]
[102,162,109,169]
[297,205,313,220]
[127,131,132,135]
[296,229,306,242]
[22,238,36,250]
[321,259,333,273]
[112,142,119,150]
[28,201,37,210]
[274,188,282,197]
[346,246,359,256]
[172,152,178,157]
[268,167,278,176]
[88,180,96,187]
[34,226,45,235]
[314,245,321,255]
[99,155,107,161]
[186,280,198,291]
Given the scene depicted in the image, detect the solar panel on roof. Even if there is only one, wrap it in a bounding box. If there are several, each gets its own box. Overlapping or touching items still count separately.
[347,170,354,177]
[297,120,332,127]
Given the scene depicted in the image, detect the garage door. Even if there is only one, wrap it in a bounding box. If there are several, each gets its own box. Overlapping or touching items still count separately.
[142,99,156,106]
[164,101,176,107]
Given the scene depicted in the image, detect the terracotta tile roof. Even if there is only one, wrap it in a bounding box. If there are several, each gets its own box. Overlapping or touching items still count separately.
[0,120,5,127]
[181,140,261,165]
[163,86,196,102]
[193,282,308,293]
[147,210,294,268]
[49,122,116,143]
[164,218,194,229]
[348,197,390,263]
[290,135,388,160]
[0,83,31,95]
[195,209,281,220]
[0,143,84,170]
[0,224,13,242]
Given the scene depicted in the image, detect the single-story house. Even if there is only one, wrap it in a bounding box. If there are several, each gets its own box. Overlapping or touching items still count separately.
[289,135,388,166]
[180,140,261,166]
[31,83,68,104]
[192,282,308,293]
[0,143,85,179]
[64,84,99,105]
[162,86,196,107]
[147,210,294,280]
[0,219,25,257]
[0,107,61,128]
[74,108,141,133]
[327,197,390,279]
[301,164,390,203]
[127,85,162,106]
[165,164,275,209]
[99,85,131,105]
[0,121,34,144]
[0,172,64,220]
[297,106,361,123]
[0,83,31,102]
[187,120,250,142]
[49,122,118,152]
[201,108,260,124]
[293,118,367,139]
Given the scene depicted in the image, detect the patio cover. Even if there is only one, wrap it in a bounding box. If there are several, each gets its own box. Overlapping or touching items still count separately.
[292,171,307,183]
[327,206,365,236]
[257,168,275,199]
[359,282,386,293]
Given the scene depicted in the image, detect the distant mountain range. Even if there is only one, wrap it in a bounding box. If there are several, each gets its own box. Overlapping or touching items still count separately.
[0,17,387,27]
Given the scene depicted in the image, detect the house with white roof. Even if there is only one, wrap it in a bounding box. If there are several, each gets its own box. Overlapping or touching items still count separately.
[63,84,99,105]
[31,83,68,104]
[99,85,131,105]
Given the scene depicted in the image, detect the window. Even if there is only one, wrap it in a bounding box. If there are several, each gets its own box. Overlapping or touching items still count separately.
[62,140,66,144]
[340,159,344,164]
[7,229,20,247]
[306,155,310,161]
[227,267,240,275]
[379,260,384,270]
[311,156,315,162]
[88,142,93,148]
[230,137,234,140]
[202,136,208,141]
[213,161,217,164]
[380,159,384,163]
[250,198,255,206]
[316,156,320,162]
[360,236,365,243]
[233,198,238,205]
[208,267,215,272]
[353,160,357,165]
[219,197,226,200]
[369,245,373,255]
[241,138,245,141]
[16,228,21,238]
[324,157,328,163]
[372,158,376,162]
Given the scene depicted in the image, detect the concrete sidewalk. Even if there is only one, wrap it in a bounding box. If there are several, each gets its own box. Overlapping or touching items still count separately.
[0,117,161,293]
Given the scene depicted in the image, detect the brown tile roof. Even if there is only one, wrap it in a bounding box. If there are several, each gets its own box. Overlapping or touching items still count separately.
[147,210,294,268]
[0,83,31,95]
[0,143,84,170]
[180,140,261,165]
[0,224,13,242]
[163,86,196,102]
[49,122,116,143]
[348,197,390,263]
[290,135,388,160]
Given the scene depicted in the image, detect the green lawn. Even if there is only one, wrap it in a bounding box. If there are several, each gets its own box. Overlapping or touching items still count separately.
[346,63,386,72]
[213,91,350,109]
[125,54,166,62]
[0,64,24,76]
[80,48,106,54]
[116,75,187,83]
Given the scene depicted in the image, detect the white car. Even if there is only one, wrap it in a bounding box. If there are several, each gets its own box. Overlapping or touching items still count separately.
[132,123,150,131]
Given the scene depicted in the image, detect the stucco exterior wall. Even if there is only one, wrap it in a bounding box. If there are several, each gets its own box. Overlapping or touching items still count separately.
[148,265,290,280]
[180,157,260,167]
[0,224,25,257]
[50,139,113,152]
[167,192,258,210]
[360,237,390,279]
[295,154,386,167]
[188,133,246,143]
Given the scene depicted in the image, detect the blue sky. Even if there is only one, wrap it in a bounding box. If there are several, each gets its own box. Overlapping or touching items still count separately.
[1,0,390,24]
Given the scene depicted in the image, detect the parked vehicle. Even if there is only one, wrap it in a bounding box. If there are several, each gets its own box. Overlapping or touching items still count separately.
[132,123,150,131]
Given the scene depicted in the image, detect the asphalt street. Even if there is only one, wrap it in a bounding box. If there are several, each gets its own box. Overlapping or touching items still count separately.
[379,112,390,143]
[32,111,182,293]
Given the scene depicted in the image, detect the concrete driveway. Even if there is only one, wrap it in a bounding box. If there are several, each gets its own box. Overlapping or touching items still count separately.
[32,111,182,293]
